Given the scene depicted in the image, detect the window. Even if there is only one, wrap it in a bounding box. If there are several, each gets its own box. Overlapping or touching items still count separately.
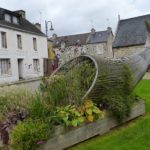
[33,59,39,72]
[17,34,22,49]
[33,38,37,51]
[13,16,19,24]
[0,59,11,76]
[4,14,11,23]
[1,32,7,48]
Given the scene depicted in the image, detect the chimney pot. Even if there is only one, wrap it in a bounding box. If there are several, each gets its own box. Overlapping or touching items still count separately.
[91,28,96,35]
[35,23,41,31]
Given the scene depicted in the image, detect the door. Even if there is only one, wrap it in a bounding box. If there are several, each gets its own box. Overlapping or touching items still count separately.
[18,59,23,79]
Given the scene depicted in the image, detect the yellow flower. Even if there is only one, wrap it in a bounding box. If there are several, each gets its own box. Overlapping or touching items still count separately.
[84,100,93,108]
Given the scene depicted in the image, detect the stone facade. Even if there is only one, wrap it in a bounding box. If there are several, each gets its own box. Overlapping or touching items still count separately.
[50,28,113,65]
[113,45,145,58]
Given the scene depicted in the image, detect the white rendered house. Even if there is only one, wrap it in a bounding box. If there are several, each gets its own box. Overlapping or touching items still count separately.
[0,8,48,84]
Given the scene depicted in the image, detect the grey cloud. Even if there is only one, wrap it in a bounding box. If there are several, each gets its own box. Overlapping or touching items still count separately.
[0,0,150,36]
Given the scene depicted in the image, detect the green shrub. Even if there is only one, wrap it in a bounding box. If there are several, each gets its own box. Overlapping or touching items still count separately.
[102,94,133,122]
[54,105,85,127]
[40,75,69,106]
[29,93,53,120]
[10,119,50,150]
[0,88,34,121]
[40,59,96,106]
[96,64,136,122]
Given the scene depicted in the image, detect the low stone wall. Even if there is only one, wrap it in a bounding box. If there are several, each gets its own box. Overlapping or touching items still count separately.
[44,101,145,150]
[0,77,42,92]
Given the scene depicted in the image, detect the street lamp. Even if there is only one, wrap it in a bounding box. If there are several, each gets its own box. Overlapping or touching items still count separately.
[45,20,54,36]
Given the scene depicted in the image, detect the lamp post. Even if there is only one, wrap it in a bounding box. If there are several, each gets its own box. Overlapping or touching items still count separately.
[45,20,54,36]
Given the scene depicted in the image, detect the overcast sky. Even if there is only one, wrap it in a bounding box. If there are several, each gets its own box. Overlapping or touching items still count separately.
[0,0,150,36]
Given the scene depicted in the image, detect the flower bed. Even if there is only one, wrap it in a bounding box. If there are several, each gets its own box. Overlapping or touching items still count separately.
[43,101,145,150]
[0,55,146,150]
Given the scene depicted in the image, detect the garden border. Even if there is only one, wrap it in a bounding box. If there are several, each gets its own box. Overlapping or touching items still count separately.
[44,100,145,150]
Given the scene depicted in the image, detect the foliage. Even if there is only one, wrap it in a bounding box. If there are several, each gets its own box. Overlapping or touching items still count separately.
[40,75,69,106]
[102,94,134,122]
[10,119,50,150]
[83,100,103,122]
[40,59,96,106]
[50,100,103,127]
[69,80,150,150]
[29,93,53,120]
[96,64,135,121]
[121,65,134,95]
[55,105,85,127]
[0,88,34,121]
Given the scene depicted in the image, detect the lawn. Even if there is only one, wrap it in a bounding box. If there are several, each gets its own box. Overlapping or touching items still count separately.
[68,79,150,150]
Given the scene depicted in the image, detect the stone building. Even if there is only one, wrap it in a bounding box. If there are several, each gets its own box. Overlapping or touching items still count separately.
[113,14,150,57]
[49,27,113,64]
[0,8,48,84]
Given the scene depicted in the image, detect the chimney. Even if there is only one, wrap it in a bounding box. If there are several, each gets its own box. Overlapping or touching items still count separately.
[107,27,112,34]
[91,28,96,35]
[52,33,58,40]
[35,23,41,31]
[14,10,26,19]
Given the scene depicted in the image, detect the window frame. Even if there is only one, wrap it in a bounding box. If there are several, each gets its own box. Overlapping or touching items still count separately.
[17,34,22,49]
[13,16,19,24]
[33,59,40,73]
[4,13,11,23]
[0,59,11,76]
[33,37,37,51]
[1,32,7,49]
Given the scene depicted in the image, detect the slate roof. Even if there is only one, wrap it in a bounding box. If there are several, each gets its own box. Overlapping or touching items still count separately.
[50,30,109,48]
[0,7,45,36]
[87,31,109,44]
[113,14,150,48]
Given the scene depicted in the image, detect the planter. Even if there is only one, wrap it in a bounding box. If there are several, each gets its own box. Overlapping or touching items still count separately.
[44,101,145,150]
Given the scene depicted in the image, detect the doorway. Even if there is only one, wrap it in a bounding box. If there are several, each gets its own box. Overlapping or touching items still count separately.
[18,59,24,79]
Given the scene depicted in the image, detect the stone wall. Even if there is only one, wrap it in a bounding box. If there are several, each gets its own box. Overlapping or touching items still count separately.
[113,45,145,58]
[0,78,41,92]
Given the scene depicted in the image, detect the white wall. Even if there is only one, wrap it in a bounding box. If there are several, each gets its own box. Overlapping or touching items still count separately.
[0,27,48,84]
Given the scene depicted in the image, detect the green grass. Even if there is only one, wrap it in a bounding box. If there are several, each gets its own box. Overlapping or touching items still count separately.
[69,79,150,150]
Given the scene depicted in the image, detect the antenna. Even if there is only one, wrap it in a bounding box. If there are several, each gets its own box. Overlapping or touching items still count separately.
[39,11,42,24]
[90,19,94,29]
[118,14,120,21]
[106,18,110,27]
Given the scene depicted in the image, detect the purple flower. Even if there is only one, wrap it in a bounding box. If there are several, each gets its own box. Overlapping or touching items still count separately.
[37,140,44,145]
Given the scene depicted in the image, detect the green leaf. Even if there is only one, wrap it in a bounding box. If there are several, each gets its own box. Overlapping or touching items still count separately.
[92,107,101,114]
[63,116,69,122]
[86,109,92,115]
[74,111,81,117]
[72,119,78,127]
[66,120,71,126]
[78,117,84,123]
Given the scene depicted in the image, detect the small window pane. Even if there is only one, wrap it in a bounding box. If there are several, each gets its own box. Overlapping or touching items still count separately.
[1,32,7,48]
[13,16,19,24]
[33,38,37,51]
[17,34,22,49]
[4,14,11,23]
[0,59,11,76]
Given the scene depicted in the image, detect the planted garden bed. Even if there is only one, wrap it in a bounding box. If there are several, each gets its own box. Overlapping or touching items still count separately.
[44,100,145,150]
[0,54,148,150]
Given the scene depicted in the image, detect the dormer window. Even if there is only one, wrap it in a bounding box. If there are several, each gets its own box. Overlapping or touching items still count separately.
[4,14,11,23]
[13,16,19,24]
